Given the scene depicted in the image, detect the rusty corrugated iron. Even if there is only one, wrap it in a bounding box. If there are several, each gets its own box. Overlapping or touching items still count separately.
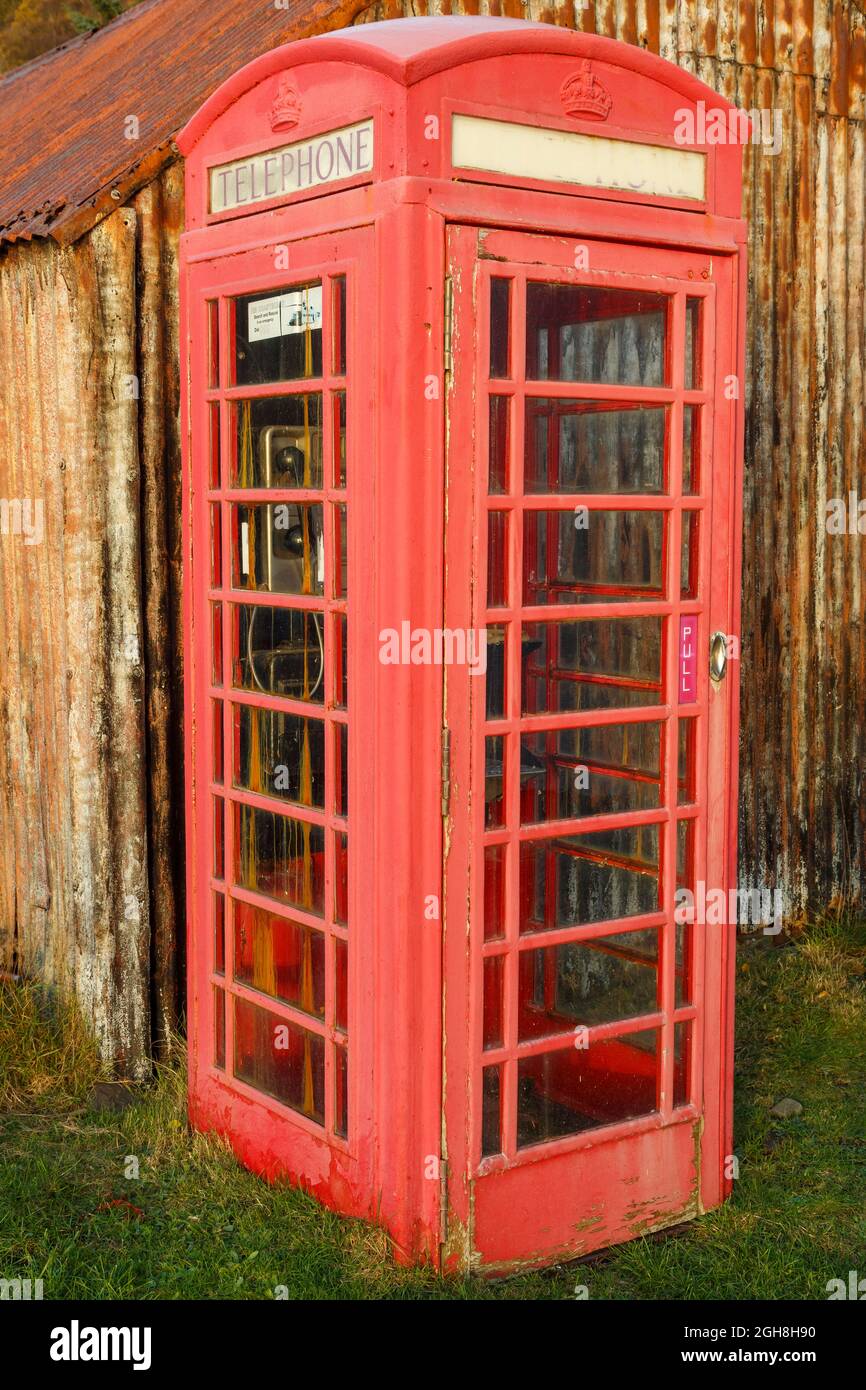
[1,1,864,1075]
[0,0,373,246]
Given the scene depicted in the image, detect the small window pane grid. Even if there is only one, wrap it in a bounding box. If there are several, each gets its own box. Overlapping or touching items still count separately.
[477,273,711,1166]
[203,280,349,1145]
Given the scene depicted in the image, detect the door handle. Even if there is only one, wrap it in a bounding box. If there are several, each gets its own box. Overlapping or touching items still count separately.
[709,631,728,682]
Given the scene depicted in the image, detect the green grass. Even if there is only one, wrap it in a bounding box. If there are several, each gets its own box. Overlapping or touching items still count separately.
[1,911,865,1299]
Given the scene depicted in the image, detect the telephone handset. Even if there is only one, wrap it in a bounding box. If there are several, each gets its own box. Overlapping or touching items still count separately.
[245,423,324,697]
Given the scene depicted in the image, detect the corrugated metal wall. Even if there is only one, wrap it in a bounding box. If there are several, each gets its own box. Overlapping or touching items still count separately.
[357,0,866,913]
[0,165,184,1077]
[1,4,863,1073]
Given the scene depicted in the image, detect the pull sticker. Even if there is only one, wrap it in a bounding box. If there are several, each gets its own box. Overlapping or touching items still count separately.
[679,615,697,703]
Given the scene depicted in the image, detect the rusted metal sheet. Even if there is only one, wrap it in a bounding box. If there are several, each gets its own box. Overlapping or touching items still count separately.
[0,166,186,1075]
[0,0,373,246]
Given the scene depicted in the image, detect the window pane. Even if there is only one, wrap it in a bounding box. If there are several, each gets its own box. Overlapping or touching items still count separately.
[232,284,322,385]
[488,396,510,494]
[517,1028,658,1147]
[681,510,698,598]
[482,1065,502,1157]
[683,405,699,495]
[484,735,506,828]
[234,901,325,1016]
[524,401,666,495]
[234,704,325,809]
[486,624,507,719]
[483,954,504,1050]
[484,844,506,942]
[234,802,325,914]
[332,276,346,376]
[207,300,220,389]
[518,931,659,1041]
[520,824,660,933]
[234,994,324,1122]
[489,278,511,378]
[520,721,662,823]
[333,391,346,488]
[526,283,667,387]
[335,1044,348,1138]
[231,502,323,596]
[214,986,225,1069]
[231,395,323,489]
[524,509,664,605]
[214,892,225,975]
[684,298,702,390]
[487,511,508,608]
[232,603,324,704]
[522,617,663,714]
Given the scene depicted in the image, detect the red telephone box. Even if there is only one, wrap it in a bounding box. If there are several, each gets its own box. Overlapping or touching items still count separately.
[178,16,746,1273]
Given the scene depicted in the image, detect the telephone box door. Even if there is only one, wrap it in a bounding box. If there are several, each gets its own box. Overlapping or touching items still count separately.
[442,223,741,1270]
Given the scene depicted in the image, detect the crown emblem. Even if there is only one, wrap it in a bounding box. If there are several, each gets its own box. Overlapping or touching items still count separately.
[270,76,301,133]
[560,62,612,122]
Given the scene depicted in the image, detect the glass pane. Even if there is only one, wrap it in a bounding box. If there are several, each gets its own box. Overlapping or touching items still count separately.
[524,401,666,495]
[484,735,505,828]
[335,722,348,818]
[334,613,347,708]
[520,721,662,823]
[207,300,220,389]
[489,278,511,378]
[209,402,221,489]
[335,831,348,925]
[674,1021,690,1107]
[683,405,699,494]
[332,276,346,376]
[483,954,504,1050]
[677,719,696,805]
[333,503,347,599]
[232,284,322,385]
[214,986,225,1069]
[520,824,660,933]
[518,930,658,1041]
[231,502,323,596]
[681,509,698,598]
[526,283,667,387]
[212,601,223,686]
[234,704,324,808]
[677,818,694,892]
[234,901,324,1016]
[488,395,510,494]
[522,617,663,714]
[481,1066,502,1157]
[517,1028,658,1147]
[486,624,506,719]
[333,391,346,488]
[214,892,225,975]
[235,802,325,914]
[484,844,506,942]
[675,922,693,1008]
[335,938,348,1031]
[234,994,324,1122]
[213,796,224,879]
[210,504,222,587]
[684,298,702,390]
[335,1044,348,1138]
[232,603,324,704]
[524,509,664,604]
[212,700,224,783]
[231,395,323,489]
[487,511,508,608]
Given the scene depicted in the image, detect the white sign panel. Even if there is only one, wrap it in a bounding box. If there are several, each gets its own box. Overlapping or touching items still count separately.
[248,287,323,343]
[451,114,706,202]
[210,119,374,214]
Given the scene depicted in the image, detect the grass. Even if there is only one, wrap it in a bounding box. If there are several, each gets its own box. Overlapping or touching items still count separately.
[1,911,865,1299]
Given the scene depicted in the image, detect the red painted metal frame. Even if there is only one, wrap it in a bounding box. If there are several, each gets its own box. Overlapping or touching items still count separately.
[179,16,746,1272]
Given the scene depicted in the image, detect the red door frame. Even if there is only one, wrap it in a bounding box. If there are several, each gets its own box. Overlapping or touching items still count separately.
[442,224,743,1272]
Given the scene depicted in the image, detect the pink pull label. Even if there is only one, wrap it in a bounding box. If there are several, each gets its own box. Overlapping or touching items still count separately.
[679,616,697,703]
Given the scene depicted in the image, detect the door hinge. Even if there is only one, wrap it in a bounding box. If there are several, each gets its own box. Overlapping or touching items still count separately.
[443,275,454,378]
[440,726,451,817]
